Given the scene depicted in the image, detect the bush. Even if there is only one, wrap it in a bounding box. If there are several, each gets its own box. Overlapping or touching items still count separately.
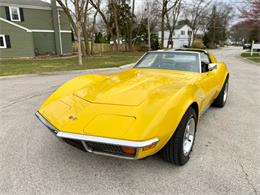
[207,42,217,49]
[94,32,109,43]
[192,39,204,49]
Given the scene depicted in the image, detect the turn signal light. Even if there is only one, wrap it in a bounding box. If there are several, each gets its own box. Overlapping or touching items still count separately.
[121,146,136,155]
[142,143,157,151]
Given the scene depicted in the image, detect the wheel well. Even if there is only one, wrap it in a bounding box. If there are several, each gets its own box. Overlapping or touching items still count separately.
[226,73,229,79]
[190,102,199,118]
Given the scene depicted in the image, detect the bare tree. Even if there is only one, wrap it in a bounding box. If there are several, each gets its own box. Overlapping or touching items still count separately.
[129,0,135,51]
[56,0,89,65]
[110,0,120,51]
[89,0,119,51]
[239,0,260,23]
[91,0,100,54]
[158,0,180,48]
[165,0,182,48]
[184,0,212,46]
[238,0,260,42]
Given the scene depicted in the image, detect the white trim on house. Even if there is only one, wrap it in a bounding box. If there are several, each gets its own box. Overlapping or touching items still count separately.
[31,29,54,33]
[31,29,72,33]
[60,30,72,33]
[0,3,52,10]
[0,17,71,34]
[0,17,32,32]
[9,6,21,22]
[0,34,7,48]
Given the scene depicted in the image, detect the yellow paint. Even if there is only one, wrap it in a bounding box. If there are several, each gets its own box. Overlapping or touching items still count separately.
[38,51,229,159]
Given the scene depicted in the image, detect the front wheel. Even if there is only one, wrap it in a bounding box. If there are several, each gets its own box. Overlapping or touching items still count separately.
[161,107,197,165]
[213,78,229,107]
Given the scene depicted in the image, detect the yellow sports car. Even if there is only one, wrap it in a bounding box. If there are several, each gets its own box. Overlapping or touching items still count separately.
[36,49,229,165]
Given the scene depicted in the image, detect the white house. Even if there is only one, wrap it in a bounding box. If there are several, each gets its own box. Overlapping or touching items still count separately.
[159,24,193,49]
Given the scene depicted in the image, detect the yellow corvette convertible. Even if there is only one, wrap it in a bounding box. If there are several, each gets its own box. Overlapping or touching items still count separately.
[36,49,229,165]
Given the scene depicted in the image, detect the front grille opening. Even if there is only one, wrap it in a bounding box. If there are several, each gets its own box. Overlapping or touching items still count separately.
[63,138,86,151]
[86,142,136,157]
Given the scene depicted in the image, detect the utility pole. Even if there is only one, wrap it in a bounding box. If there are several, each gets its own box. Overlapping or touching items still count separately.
[147,1,151,51]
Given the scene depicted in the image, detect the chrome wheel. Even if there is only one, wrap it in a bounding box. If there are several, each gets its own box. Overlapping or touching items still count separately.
[183,118,195,157]
[223,81,228,103]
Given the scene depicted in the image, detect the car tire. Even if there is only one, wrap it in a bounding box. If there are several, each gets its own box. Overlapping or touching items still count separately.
[161,107,197,165]
[212,77,229,108]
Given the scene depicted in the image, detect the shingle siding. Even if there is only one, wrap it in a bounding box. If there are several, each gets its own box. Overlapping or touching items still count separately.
[0,2,72,58]
[59,11,71,31]
[0,6,71,31]
[33,32,56,55]
[0,20,34,58]
[0,0,51,8]
[61,33,72,54]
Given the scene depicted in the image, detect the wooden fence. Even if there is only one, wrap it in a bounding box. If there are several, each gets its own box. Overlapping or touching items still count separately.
[72,42,142,53]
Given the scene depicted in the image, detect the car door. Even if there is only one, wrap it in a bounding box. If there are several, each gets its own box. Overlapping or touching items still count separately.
[196,53,218,112]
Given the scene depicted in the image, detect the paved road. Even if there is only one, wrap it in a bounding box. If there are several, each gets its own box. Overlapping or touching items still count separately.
[0,47,259,195]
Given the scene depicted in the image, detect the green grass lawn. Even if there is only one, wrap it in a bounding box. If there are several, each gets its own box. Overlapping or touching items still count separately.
[241,52,260,63]
[0,52,144,76]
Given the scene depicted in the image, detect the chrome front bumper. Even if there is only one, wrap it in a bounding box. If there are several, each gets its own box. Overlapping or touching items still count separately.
[35,111,159,159]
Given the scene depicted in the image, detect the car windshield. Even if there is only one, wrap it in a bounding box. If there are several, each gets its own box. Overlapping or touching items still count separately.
[134,52,200,72]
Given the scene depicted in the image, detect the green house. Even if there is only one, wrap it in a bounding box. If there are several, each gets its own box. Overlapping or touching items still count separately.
[0,0,72,58]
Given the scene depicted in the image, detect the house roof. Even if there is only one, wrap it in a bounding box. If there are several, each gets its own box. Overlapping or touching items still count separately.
[175,24,192,30]
[0,0,51,8]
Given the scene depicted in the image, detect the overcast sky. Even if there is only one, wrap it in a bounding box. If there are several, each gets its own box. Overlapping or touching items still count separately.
[42,0,241,24]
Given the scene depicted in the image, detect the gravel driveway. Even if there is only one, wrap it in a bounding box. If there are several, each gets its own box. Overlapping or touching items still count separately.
[0,47,259,195]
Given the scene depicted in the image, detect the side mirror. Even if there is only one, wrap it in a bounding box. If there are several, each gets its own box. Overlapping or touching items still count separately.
[208,63,217,71]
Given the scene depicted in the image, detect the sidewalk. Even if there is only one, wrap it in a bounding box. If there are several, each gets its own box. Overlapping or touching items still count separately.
[0,63,135,80]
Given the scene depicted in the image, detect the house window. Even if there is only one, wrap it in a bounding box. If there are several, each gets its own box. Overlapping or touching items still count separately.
[0,35,6,48]
[0,35,11,49]
[181,30,185,35]
[9,7,21,21]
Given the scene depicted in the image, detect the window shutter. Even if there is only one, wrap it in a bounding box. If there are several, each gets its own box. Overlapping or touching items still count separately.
[5,7,11,21]
[19,8,24,21]
[5,35,11,48]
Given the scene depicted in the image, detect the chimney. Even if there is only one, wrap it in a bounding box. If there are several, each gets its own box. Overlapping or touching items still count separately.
[51,0,63,55]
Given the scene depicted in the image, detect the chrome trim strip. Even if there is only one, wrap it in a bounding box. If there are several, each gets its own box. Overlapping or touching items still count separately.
[35,112,58,134]
[81,141,139,159]
[35,111,158,159]
[91,150,136,160]
[57,131,159,148]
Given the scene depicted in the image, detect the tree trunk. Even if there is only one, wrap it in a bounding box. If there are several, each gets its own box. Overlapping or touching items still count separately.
[167,29,174,48]
[161,0,168,49]
[82,24,88,56]
[111,0,120,51]
[82,1,89,56]
[161,9,165,48]
[129,0,135,51]
[91,10,98,55]
[77,20,83,65]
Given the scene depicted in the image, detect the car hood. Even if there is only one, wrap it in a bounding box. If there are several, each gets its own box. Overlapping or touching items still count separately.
[38,68,199,140]
[74,68,197,106]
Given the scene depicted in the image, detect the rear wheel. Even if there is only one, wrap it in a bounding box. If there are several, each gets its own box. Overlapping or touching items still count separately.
[161,107,197,165]
[213,78,229,107]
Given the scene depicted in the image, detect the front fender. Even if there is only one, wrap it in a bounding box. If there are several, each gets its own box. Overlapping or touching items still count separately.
[137,85,200,158]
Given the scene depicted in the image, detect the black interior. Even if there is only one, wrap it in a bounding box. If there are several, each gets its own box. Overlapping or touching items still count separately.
[201,61,209,72]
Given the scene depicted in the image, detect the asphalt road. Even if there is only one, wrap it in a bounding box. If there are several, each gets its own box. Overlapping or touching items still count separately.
[0,47,259,195]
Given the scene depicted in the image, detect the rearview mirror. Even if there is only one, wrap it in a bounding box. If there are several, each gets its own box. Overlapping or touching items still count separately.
[208,63,217,71]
